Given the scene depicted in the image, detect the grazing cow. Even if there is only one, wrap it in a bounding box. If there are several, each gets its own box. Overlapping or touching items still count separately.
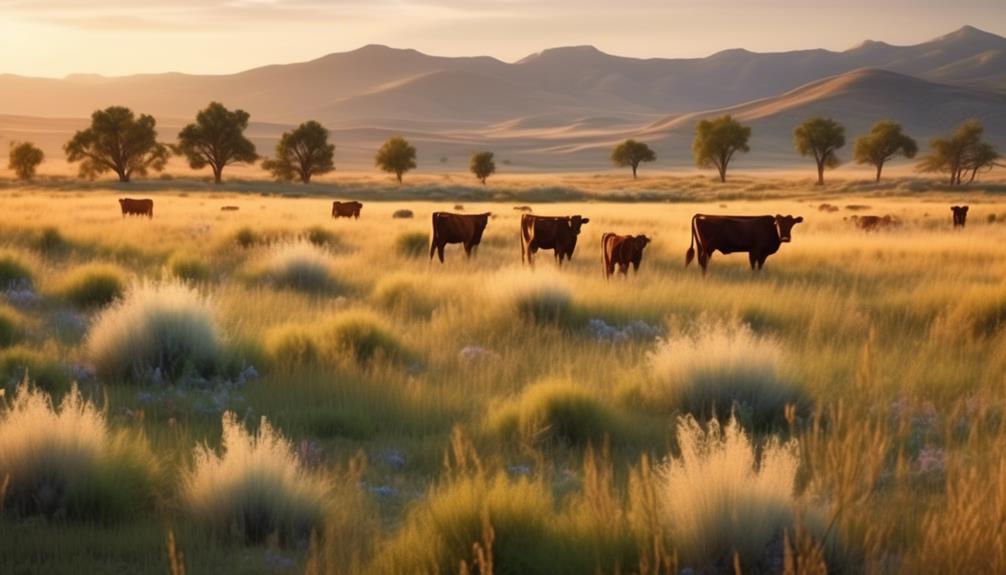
[602,233,651,278]
[520,214,590,267]
[118,198,153,219]
[848,214,900,232]
[513,205,533,213]
[951,205,969,228]
[220,205,240,211]
[332,201,362,219]
[685,214,802,273]
[429,212,491,263]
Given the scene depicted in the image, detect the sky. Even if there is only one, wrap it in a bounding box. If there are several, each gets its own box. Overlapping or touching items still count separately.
[1,0,1004,78]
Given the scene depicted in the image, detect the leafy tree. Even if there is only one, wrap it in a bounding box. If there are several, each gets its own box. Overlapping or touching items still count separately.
[175,102,257,184]
[918,120,1002,185]
[611,139,656,179]
[375,136,417,183]
[8,141,44,181]
[64,106,169,183]
[469,151,496,184]
[692,115,751,182]
[853,121,918,183]
[794,117,845,185]
[261,121,335,184]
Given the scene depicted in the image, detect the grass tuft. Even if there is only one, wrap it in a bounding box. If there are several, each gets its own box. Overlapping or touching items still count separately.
[168,253,212,283]
[394,231,428,259]
[259,241,337,293]
[265,310,408,369]
[489,379,622,447]
[58,263,126,309]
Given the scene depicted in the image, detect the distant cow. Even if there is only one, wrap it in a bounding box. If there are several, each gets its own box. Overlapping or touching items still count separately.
[332,201,362,219]
[951,205,969,228]
[686,214,803,273]
[602,233,650,278]
[848,214,900,232]
[513,206,533,213]
[520,214,590,266]
[118,198,153,219]
[429,212,491,263]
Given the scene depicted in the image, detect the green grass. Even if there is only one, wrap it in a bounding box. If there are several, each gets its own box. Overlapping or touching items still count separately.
[58,263,127,308]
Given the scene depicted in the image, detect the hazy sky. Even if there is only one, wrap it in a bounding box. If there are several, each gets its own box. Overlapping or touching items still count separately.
[2,0,1004,77]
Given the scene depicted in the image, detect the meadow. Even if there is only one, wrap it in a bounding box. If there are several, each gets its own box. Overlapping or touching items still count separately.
[0,173,1005,574]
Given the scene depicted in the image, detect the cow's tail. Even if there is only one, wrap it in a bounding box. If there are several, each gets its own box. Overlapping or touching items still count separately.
[601,233,612,279]
[685,215,698,267]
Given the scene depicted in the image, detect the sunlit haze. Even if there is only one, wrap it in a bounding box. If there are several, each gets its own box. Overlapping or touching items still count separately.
[2,0,1005,77]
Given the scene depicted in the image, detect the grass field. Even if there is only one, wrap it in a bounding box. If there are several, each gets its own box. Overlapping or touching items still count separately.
[0,174,1004,574]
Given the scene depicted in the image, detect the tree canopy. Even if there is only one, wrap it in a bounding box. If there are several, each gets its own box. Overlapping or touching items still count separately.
[692,115,751,183]
[852,121,917,183]
[8,142,44,181]
[918,120,1001,185]
[375,137,417,183]
[175,102,257,184]
[64,106,169,183]
[611,140,656,179]
[794,117,846,185]
[469,151,496,184]
[261,121,335,184]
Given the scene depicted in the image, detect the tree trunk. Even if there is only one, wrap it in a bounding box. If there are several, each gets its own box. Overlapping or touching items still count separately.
[816,162,825,186]
[719,165,727,183]
[396,171,403,183]
[875,163,883,183]
[117,170,130,183]
[631,164,638,179]
[301,173,311,184]
[213,165,223,184]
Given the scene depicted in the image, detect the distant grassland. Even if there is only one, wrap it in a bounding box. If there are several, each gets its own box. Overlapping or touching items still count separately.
[0,181,1005,574]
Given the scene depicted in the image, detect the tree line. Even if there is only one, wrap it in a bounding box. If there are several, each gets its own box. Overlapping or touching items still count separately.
[5,102,1002,186]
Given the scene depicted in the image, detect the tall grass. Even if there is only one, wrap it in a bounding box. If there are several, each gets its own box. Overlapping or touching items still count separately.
[182,412,331,545]
[0,384,157,521]
[0,253,33,289]
[488,379,623,447]
[491,268,573,324]
[265,310,408,369]
[259,241,338,293]
[58,263,126,308]
[86,282,222,382]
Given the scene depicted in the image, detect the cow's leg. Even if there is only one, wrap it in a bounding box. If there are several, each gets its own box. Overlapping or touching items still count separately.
[463,242,473,258]
[437,243,446,263]
[699,250,709,275]
[758,256,767,270]
[619,262,629,276]
[749,253,758,270]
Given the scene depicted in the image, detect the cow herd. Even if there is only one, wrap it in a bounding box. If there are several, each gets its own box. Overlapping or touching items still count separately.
[115,197,975,277]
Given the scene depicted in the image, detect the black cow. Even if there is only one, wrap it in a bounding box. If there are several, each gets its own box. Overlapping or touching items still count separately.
[951,205,969,228]
[685,214,803,273]
[429,212,491,263]
[520,214,590,267]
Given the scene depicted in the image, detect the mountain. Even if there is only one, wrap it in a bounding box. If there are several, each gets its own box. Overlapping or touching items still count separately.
[0,26,1003,171]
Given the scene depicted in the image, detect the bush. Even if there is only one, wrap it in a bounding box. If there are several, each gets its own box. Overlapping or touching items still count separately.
[394,231,428,259]
[0,307,23,348]
[0,384,158,522]
[489,380,621,447]
[234,227,259,248]
[33,226,70,256]
[392,209,414,219]
[168,253,212,283]
[304,225,341,248]
[492,268,573,324]
[265,310,408,370]
[659,416,825,572]
[371,274,440,317]
[0,254,33,289]
[86,282,222,382]
[373,474,583,575]
[0,346,70,393]
[260,241,336,293]
[58,263,126,308]
[183,411,330,545]
[645,321,806,430]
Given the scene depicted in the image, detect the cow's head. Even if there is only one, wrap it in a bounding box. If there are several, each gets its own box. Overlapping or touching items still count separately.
[569,216,590,235]
[118,199,125,206]
[774,215,803,242]
[473,212,492,242]
[633,235,651,251]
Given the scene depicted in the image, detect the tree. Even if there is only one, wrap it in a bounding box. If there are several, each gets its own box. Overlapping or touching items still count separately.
[375,136,417,183]
[65,106,169,183]
[853,121,918,183]
[175,102,257,184]
[261,121,335,184]
[8,142,44,181]
[794,117,845,185]
[469,151,496,184]
[918,120,1002,185]
[611,139,656,179]
[692,115,751,183]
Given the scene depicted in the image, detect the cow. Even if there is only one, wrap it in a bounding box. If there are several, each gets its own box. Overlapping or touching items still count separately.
[118,198,153,219]
[951,205,969,228]
[520,214,590,267]
[685,214,802,273]
[332,201,362,219]
[429,212,491,263]
[847,214,900,232]
[602,233,650,279]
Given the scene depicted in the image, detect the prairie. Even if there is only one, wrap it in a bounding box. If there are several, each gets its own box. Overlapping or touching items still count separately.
[0,175,1005,574]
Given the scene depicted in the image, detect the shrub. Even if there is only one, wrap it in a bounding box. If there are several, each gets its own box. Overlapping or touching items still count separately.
[304,225,341,248]
[0,307,23,348]
[234,226,259,248]
[394,231,428,259]
[0,346,70,393]
[371,274,440,317]
[645,321,806,430]
[260,241,336,293]
[265,310,408,369]
[58,263,126,308]
[86,282,222,382]
[182,411,330,545]
[33,226,70,256]
[374,474,585,575]
[492,268,573,324]
[392,209,414,219]
[659,416,824,572]
[0,384,157,522]
[168,253,212,283]
[0,254,33,289]
[489,380,621,447]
